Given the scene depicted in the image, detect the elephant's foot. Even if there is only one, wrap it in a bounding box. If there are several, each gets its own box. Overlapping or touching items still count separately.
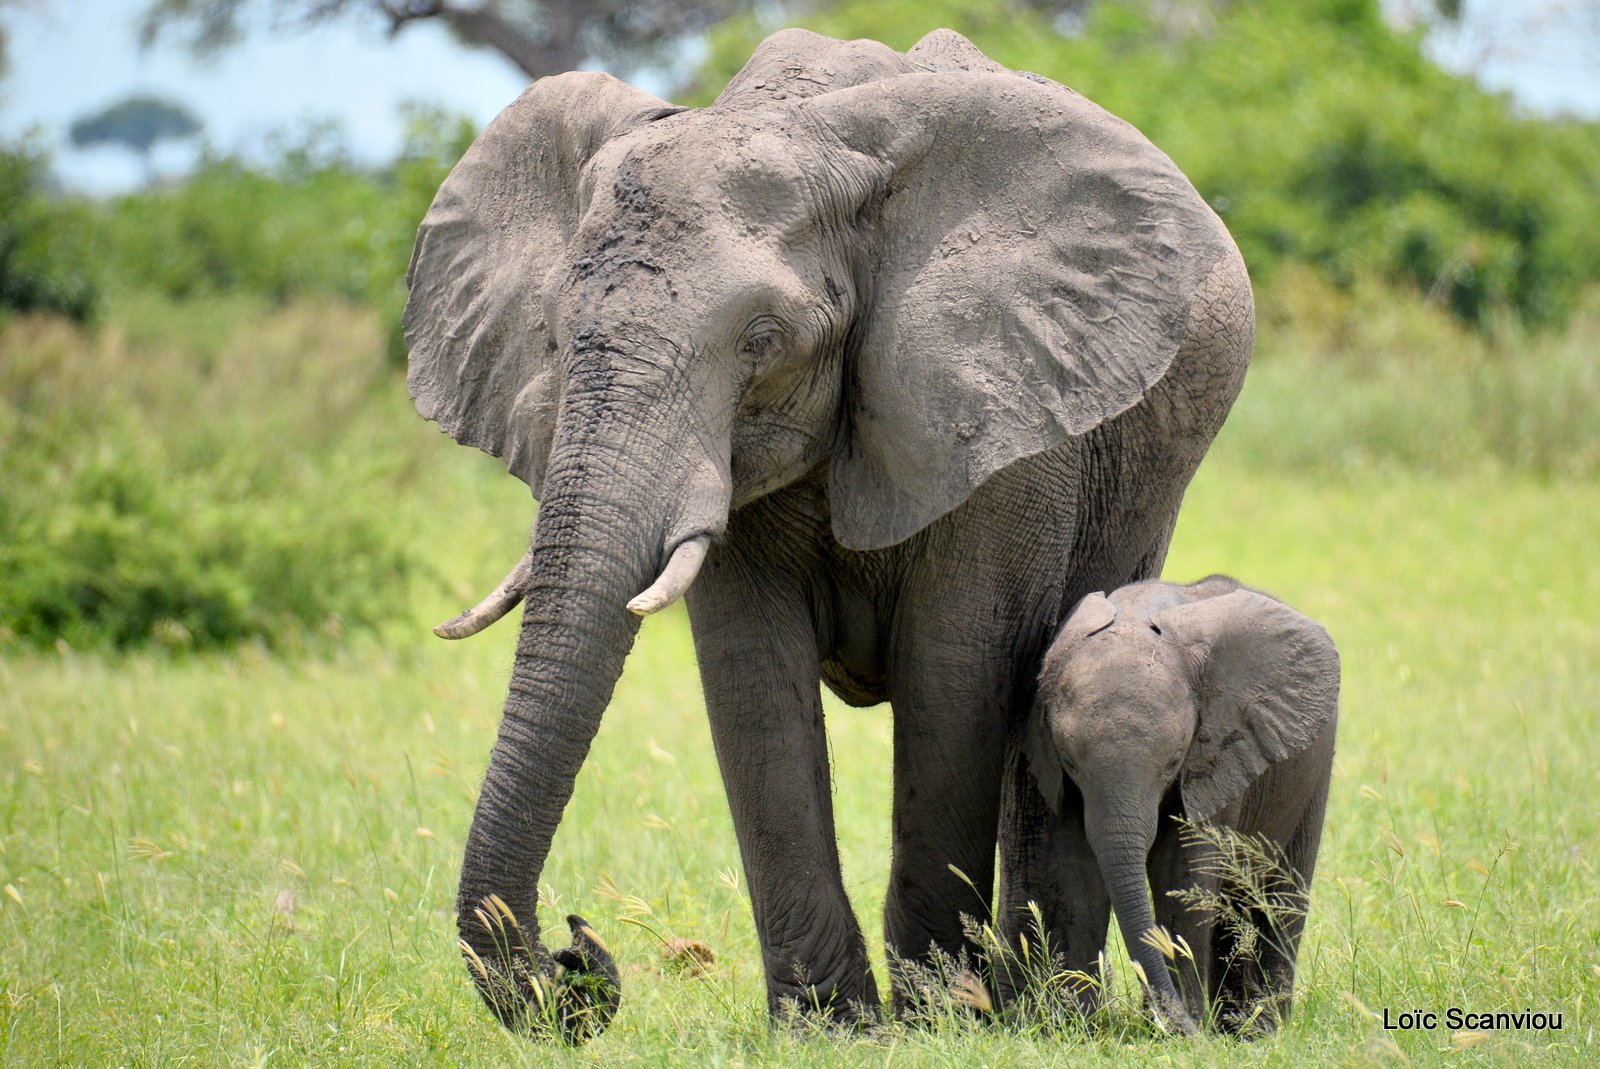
[1217,991,1292,1038]
[461,910,620,1044]
[768,972,882,1035]
[1147,990,1200,1037]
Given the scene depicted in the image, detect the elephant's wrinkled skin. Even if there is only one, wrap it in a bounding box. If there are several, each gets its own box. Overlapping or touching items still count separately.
[404,27,1253,1037]
[1007,578,1339,1034]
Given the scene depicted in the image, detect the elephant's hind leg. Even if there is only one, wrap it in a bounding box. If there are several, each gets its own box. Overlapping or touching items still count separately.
[996,762,1110,1017]
[882,459,1079,1018]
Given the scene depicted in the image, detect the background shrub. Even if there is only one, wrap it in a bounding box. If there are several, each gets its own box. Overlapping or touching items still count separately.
[0,302,424,651]
[90,106,474,360]
[0,138,99,323]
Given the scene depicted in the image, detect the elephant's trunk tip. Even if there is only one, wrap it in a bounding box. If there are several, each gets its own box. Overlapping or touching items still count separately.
[626,534,710,616]
[553,913,622,1043]
[433,548,535,639]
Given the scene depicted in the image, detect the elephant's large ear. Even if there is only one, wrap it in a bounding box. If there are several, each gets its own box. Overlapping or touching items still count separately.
[404,73,682,496]
[803,52,1246,549]
[1150,591,1340,820]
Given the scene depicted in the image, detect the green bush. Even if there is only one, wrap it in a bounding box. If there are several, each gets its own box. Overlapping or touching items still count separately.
[0,110,476,652]
[695,0,1600,331]
[1225,268,1600,477]
[0,303,422,651]
[0,138,99,323]
[92,106,474,360]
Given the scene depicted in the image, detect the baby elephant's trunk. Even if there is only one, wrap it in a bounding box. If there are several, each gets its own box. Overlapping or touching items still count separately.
[1095,831,1200,1035]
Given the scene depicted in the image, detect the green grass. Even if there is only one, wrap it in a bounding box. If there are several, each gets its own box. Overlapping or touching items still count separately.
[2,301,1597,1065]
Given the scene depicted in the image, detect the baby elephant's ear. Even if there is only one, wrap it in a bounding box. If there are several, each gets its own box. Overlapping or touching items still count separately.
[1064,592,1117,641]
[1021,697,1067,814]
[1028,591,1115,812]
[1150,590,1339,820]
[1039,592,1114,689]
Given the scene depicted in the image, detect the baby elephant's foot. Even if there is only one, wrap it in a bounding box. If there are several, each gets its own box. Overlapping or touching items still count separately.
[1150,992,1201,1037]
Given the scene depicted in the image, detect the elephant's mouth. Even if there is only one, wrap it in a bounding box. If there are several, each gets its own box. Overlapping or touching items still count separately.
[433,532,712,639]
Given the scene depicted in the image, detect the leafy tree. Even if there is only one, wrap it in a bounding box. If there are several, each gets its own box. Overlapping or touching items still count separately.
[90,102,472,360]
[69,95,202,184]
[139,0,750,81]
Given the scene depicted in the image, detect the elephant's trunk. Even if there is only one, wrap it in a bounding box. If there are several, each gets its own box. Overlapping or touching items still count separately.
[1089,812,1200,1036]
[456,377,729,1041]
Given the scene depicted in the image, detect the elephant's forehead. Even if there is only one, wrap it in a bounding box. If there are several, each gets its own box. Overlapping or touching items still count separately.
[587,117,817,234]
[1109,583,1192,620]
[1057,637,1188,708]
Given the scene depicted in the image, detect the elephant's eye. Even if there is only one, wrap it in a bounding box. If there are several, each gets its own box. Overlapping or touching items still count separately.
[740,316,785,360]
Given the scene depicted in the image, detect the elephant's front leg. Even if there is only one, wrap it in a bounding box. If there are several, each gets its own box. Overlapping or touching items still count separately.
[686,541,878,1024]
[881,453,1080,1016]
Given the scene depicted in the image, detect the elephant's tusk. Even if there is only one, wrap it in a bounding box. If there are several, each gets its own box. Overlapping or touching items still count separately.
[433,548,535,639]
[627,535,710,617]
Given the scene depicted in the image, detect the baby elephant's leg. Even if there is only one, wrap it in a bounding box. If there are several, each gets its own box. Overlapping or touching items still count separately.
[1220,749,1332,1036]
[1147,811,1216,1026]
[1236,778,1329,1034]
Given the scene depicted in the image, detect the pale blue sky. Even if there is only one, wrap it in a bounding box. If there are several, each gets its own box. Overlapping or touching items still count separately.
[1,0,532,192]
[2,1,1596,195]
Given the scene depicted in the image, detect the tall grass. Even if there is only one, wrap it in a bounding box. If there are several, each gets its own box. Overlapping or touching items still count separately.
[1234,268,1600,477]
[1,458,1593,1065]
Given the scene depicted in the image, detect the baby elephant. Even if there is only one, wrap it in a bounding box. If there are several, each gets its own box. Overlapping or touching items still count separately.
[1020,576,1339,1035]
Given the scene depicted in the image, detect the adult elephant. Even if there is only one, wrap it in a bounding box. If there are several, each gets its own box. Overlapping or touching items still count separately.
[405,27,1252,1039]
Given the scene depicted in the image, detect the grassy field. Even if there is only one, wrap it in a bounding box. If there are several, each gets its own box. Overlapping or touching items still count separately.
[2,304,1597,1066]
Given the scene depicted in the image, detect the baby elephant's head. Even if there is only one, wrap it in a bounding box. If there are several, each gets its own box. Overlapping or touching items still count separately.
[1036,597,1196,838]
[1028,583,1340,840]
